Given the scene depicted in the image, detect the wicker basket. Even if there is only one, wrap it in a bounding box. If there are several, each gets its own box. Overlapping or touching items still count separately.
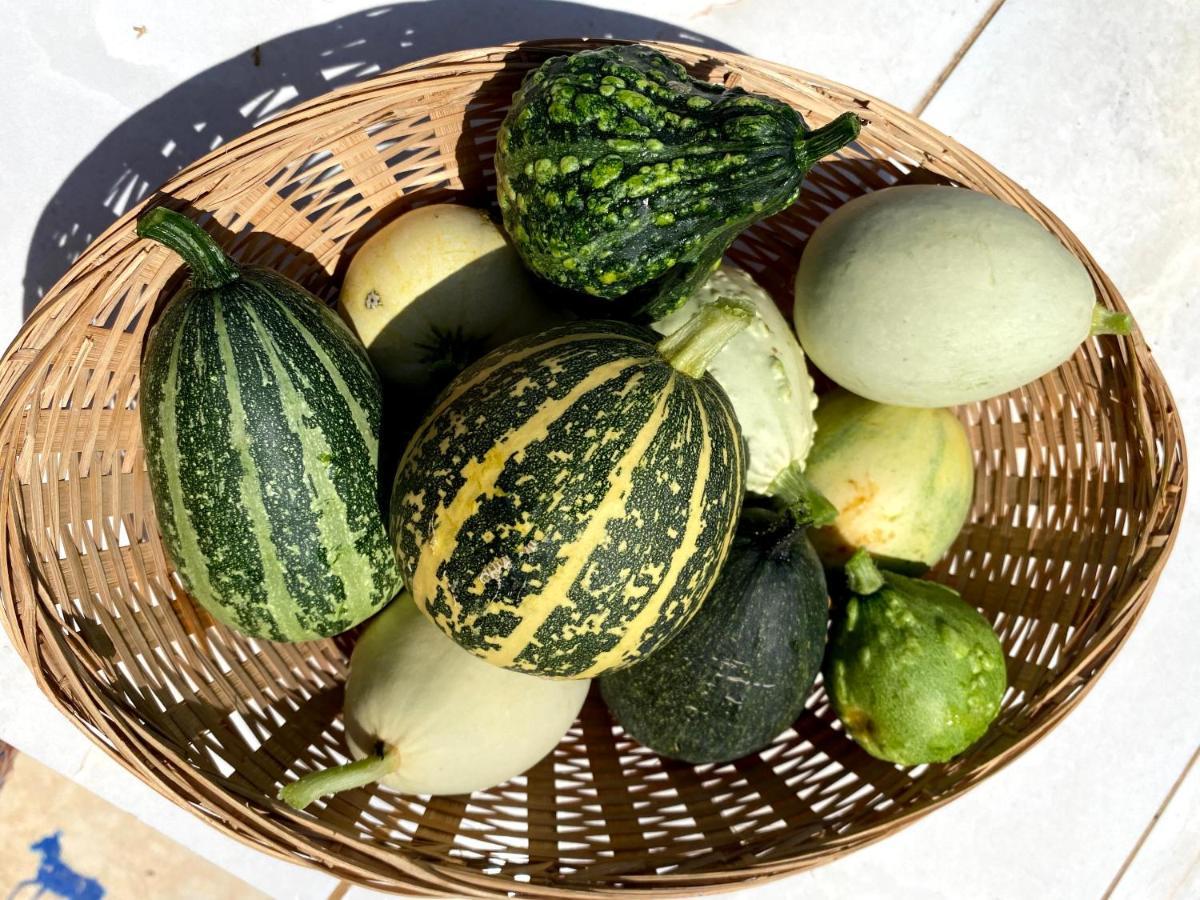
[0,40,1186,898]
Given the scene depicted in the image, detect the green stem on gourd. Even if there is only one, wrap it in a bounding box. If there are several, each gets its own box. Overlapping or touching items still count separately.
[845,548,885,596]
[136,207,240,290]
[656,296,753,378]
[278,746,401,811]
[796,112,863,168]
[1090,304,1133,337]
[768,460,838,528]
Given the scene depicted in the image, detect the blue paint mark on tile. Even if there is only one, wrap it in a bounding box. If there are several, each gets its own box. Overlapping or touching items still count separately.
[7,831,104,899]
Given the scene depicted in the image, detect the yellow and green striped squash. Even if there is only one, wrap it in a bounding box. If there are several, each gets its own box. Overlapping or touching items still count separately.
[138,209,400,642]
[391,314,748,679]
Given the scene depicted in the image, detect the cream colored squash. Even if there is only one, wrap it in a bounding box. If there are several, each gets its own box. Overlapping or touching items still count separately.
[653,262,819,502]
[338,204,565,390]
[279,593,588,807]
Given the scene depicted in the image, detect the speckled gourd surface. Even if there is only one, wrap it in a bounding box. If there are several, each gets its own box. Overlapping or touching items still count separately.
[390,318,746,679]
[495,44,861,317]
[138,209,400,642]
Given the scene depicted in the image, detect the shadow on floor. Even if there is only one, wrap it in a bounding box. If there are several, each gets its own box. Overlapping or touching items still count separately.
[22,0,737,318]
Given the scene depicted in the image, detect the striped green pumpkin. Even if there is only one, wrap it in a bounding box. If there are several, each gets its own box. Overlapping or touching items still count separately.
[138,208,400,642]
[390,305,750,678]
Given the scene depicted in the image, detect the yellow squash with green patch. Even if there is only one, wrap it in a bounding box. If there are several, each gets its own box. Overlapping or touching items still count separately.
[390,304,750,678]
[806,390,974,571]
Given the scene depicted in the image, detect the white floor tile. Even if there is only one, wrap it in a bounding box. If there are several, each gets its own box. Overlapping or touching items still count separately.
[585,0,999,109]
[1111,749,1200,900]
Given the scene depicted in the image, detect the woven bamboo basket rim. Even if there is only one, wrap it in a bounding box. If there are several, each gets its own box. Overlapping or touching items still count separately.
[0,39,1187,898]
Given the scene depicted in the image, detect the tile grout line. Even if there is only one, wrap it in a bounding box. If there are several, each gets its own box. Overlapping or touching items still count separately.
[912,0,1009,116]
[907,2,1199,893]
[1102,742,1200,899]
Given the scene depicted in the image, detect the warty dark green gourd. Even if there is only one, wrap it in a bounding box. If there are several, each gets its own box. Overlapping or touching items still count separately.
[137,207,400,642]
[495,43,862,317]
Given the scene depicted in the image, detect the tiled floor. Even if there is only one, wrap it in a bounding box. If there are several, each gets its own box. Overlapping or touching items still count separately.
[0,744,264,899]
[0,1,1196,897]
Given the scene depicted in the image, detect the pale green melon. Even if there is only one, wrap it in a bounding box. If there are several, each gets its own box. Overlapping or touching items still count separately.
[793,185,1129,407]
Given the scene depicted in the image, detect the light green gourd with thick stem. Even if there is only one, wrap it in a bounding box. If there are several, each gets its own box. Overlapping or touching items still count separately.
[825,549,1007,765]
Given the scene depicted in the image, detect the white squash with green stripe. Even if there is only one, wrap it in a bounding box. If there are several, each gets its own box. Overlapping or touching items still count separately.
[137,208,400,642]
[391,303,751,679]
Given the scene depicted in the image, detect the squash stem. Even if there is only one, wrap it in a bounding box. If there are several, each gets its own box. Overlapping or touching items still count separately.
[796,112,862,168]
[136,207,240,290]
[768,461,838,528]
[278,746,401,811]
[656,297,753,378]
[1090,305,1133,336]
[845,548,885,596]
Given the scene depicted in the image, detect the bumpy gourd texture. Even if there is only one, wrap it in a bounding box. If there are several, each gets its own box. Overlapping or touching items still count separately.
[496,44,847,317]
[390,320,746,679]
[825,572,1006,765]
[141,269,400,641]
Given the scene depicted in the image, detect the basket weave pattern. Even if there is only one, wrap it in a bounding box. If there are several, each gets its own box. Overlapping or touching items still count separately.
[0,41,1186,897]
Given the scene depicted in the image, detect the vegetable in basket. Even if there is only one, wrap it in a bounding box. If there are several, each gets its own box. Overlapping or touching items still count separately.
[279,593,588,807]
[337,204,566,396]
[600,497,829,764]
[805,390,975,571]
[825,549,1007,765]
[650,262,825,513]
[495,43,861,318]
[390,304,751,679]
[793,185,1133,407]
[137,207,400,642]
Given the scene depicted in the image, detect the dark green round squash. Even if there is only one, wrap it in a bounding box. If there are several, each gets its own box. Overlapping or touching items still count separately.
[600,501,828,763]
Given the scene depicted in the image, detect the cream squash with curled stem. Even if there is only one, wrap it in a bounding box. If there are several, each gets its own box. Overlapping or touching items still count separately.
[278,593,588,808]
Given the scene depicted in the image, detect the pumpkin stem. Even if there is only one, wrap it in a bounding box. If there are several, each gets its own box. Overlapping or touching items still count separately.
[1090,304,1133,337]
[136,207,240,290]
[656,296,753,378]
[845,548,885,596]
[768,461,838,528]
[278,746,401,811]
[795,112,862,168]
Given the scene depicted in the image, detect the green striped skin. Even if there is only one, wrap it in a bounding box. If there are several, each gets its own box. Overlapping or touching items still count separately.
[495,44,862,318]
[141,264,400,642]
[390,320,746,679]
